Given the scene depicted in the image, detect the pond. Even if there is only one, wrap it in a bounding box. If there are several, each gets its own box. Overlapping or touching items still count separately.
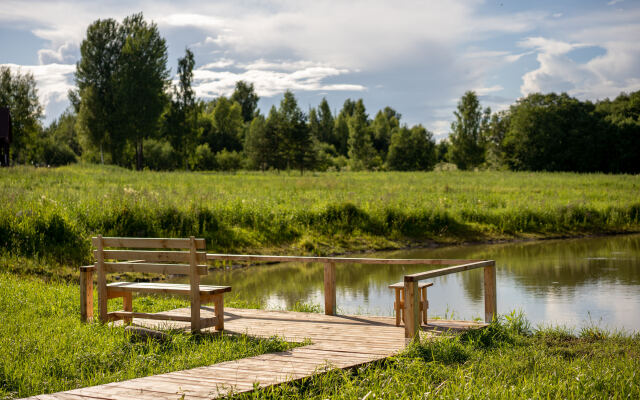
[172,234,640,332]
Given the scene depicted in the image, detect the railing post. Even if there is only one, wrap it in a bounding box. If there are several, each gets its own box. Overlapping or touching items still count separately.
[324,262,336,315]
[484,261,497,323]
[404,277,420,339]
[96,235,108,323]
[80,265,94,322]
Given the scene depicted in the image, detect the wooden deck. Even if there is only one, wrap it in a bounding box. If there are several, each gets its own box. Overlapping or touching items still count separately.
[27,308,486,399]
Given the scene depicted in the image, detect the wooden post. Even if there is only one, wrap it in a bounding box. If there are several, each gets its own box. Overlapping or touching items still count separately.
[123,292,133,324]
[484,262,497,323]
[213,293,224,331]
[96,235,108,323]
[324,262,336,315]
[80,266,93,322]
[404,278,420,339]
[394,288,401,326]
[189,236,201,333]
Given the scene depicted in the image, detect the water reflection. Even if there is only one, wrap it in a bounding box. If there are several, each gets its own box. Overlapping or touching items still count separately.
[170,234,640,332]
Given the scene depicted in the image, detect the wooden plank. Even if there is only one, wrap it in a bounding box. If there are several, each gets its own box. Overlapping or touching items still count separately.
[97,249,207,263]
[92,237,206,250]
[389,281,433,289]
[96,235,107,323]
[107,282,230,295]
[323,262,336,316]
[404,260,495,282]
[109,311,216,327]
[484,263,497,322]
[103,262,207,275]
[207,253,482,265]
[404,278,420,339]
[80,267,93,323]
[190,236,201,333]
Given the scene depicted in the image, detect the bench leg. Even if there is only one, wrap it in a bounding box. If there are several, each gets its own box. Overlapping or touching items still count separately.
[123,293,133,324]
[213,294,224,331]
[80,268,93,323]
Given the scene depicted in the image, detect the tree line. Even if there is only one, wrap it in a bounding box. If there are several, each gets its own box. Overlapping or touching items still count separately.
[1,13,638,173]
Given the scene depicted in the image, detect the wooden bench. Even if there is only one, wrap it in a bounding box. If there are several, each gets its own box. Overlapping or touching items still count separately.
[389,281,433,327]
[80,235,230,333]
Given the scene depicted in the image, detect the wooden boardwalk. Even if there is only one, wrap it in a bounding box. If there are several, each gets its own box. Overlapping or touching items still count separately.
[27,308,485,399]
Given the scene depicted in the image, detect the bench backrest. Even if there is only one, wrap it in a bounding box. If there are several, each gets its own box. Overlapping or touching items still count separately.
[92,236,208,276]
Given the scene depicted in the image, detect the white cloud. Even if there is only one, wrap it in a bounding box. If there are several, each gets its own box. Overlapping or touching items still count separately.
[473,85,504,96]
[0,63,75,118]
[200,59,235,69]
[519,7,640,100]
[607,0,623,6]
[193,62,365,98]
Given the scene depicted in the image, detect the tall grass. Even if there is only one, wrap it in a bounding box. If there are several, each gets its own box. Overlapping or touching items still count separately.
[0,272,297,399]
[240,315,640,399]
[1,165,639,266]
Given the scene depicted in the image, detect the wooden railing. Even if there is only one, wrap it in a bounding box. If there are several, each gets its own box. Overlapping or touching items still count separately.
[82,252,496,339]
[207,254,497,338]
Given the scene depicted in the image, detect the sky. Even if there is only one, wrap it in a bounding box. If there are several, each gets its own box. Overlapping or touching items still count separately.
[1,0,639,139]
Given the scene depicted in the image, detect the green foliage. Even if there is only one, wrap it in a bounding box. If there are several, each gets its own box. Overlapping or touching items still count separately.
[142,138,179,171]
[36,137,77,166]
[280,91,317,174]
[190,143,216,171]
[204,96,244,153]
[231,81,259,123]
[244,115,269,170]
[163,48,198,168]
[347,99,379,170]
[386,124,436,171]
[75,13,169,170]
[1,165,639,265]
[448,91,489,170]
[0,66,43,164]
[372,106,401,158]
[317,98,335,146]
[435,140,449,163]
[215,149,243,171]
[504,93,606,172]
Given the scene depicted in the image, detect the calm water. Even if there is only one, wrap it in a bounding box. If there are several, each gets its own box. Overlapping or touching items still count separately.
[173,234,640,332]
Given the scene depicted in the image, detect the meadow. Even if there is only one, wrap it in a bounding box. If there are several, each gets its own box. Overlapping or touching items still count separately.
[1,165,640,399]
[1,164,639,275]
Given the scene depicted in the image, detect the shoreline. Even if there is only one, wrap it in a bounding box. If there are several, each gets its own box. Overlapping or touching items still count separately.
[209,230,640,270]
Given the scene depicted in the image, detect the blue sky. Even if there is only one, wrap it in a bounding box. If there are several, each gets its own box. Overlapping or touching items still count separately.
[1,0,639,139]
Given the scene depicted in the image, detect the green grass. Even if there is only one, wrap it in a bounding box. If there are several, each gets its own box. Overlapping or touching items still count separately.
[239,314,640,399]
[1,164,639,271]
[0,272,298,399]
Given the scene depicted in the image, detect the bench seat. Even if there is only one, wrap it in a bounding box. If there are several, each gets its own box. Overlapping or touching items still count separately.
[108,282,231,296]
[388,282,433,289]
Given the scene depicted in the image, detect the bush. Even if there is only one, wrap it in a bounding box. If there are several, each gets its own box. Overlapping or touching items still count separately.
[190,144,217,171]
[215,149,243,171]
[143,139,179,170]
[39,137,77,166]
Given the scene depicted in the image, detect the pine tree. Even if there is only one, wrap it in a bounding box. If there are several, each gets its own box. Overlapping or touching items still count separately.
[347,99,378,170]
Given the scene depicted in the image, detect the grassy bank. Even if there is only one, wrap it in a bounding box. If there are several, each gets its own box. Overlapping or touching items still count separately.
[0,272,297,399]
[1,164,639,269]
[242,315,640,399]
